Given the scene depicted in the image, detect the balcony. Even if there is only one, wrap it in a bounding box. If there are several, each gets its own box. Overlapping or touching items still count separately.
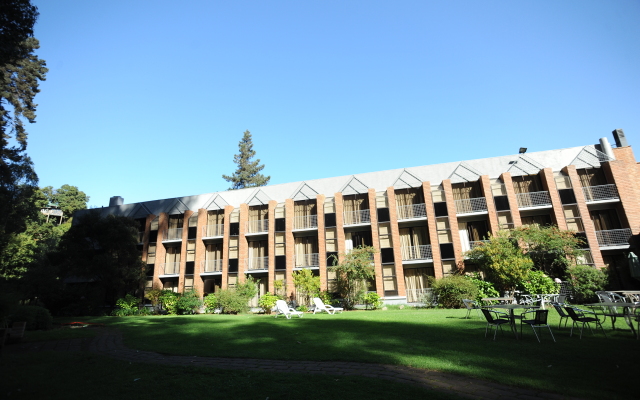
[246,256,268,271]
[200,259,222,273]
[516,191,552,209]
[293,215,318,230]
[163,228,183,241]
[203,224,224,238]
[343,209,371,226]
[401,244,433,261]
[246,219,268,234]
[294,253,319,268]
[158,262,180,276]
[595,228,632,248]
[583,184,620,203]
[397,203,427,221]
[455,197,487,215]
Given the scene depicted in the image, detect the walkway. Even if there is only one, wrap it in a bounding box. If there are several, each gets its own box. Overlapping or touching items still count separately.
[5,329,581,400]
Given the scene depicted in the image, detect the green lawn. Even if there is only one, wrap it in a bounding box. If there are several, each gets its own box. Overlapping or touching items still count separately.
[7,308,640,399]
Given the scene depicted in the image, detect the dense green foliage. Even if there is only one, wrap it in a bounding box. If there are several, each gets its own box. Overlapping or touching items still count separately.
[518,270,559,294]
[41,184,89,221]
[430,275,479,308]
[175,289,202,314]
[464,273,499,305]
[0,0,39,66]
[9,304,51,329]
[222,130,270,189]
[202,293,218,313]
[112,294,140,316]
[159,290,179,315]
[567,264,608,303]
[363,292,382,310]
[292,268,320,306]
[257,292,279,313]
[215,276,259,314]
[330,245,377,310]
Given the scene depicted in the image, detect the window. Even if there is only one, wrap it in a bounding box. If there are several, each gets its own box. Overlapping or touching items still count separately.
[378,223,392,248]
[563,205,584,232]
[590,209,621,231]
[147,243,156,264]
[275,232,285,256]
[577,168,606,187]
[512,175,543,194]
[325,228,337,252]
[186,240,195,262]
[436,217,452,243]
[452,181,481,200]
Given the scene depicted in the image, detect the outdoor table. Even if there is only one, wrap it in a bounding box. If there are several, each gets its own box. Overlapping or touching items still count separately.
[482,297,515,305]
[482,304,538,339]
[611,291,640,303]
[584,302,639,336]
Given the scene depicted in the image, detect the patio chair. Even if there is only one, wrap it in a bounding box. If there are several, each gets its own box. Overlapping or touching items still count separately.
[550,302,570,329]
[274,300,303,319]
[520,309,556,342]
[462,299,481,319]
[312,298,343,315]
[556,295,567,305]
[481,308,511,341]
[564,306,607,339]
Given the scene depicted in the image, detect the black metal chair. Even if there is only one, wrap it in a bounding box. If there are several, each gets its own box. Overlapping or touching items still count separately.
[550,302,570,329]
[481,308,511,340]
[564,306,607,339]
[520,309,555,342]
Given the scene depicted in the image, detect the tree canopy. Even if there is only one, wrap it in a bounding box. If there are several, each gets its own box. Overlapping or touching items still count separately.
[222,130,270,190]
[330,245,377,309]
[41,184,89,221]
[0,0,38,66]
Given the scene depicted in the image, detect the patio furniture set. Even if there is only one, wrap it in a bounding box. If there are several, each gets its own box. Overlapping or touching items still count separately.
[274,298,343,319]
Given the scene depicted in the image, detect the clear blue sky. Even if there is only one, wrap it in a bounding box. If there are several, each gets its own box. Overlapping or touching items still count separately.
[27,0,640,207]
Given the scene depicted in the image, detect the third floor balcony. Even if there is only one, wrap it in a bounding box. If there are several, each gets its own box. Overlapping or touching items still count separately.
[293,215,318,230]
[516,191,552,209]
[401,244,433,262]
[397,203,427,221]
[595,228,632,248]
[455,197,487,215]
[202,224,224,238]
[343,209,371,226]
[582,184,620,203]
[246,219,268,234]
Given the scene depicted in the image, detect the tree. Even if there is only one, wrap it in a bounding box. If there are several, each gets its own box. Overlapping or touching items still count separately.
[0,0,38,66]
[329,245,377,310]
[292,268,320,306]
[41,184,89,221]
[222,130,270,190]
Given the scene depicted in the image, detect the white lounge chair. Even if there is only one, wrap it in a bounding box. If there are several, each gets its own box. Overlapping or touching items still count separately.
[313,297,344,314]
[274,300,303,319]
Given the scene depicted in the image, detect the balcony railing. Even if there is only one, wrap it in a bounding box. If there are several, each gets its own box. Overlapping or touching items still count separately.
[582,184,620,203]
[246,219,268,234]
[595,228,632,248]
[397,203,427,220]
[516,191,552,209]
[158,262,180,275]
[455,197,487,215]
[163,228,183,241]
[294,215,318,230]
[203,224,224,238]
[295,253,319,267]
[200,259,223,273]
[246,256,268,270]
[401,244,432,261]
[343,209,371,225]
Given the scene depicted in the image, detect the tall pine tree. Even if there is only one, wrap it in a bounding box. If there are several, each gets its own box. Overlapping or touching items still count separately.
[222,130,270,190]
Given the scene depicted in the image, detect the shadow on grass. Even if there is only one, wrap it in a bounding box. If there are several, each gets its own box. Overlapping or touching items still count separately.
[60,309,637,400]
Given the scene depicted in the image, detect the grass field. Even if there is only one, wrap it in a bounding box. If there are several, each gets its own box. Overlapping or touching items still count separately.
[3,307,638,399]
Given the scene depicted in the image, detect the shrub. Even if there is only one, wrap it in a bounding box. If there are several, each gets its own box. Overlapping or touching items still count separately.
[567,265,608,303]
[258,292,279,314]
[11,305,52,330]
[518,270,559,295]
[159,290,179,315]
[203,293,218,313]
[144,288,164,314]
[363,292,382,310]
[430,275,479,309]
[176,289,202,314]
[216,289,249,314]
[318,290,333,305]
[111,294,140,316]
[464,273,499,305]
[297,304,309,312]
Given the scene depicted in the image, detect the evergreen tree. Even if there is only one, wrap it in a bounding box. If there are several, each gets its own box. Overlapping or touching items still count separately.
[222,130,270,190]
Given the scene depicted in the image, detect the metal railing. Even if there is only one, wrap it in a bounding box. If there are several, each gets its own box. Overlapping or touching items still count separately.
[295,253,319,267]
[343,209,371,225]
[397,203,427,220]
[246,256,268,270]
[200,259,223,273]
[469,240,489,249]
[293,215,318,230]
[516,191,551,209]
[203,224,224,237]
[163,228,183,241]
[158,262,180,275]
[595,228,632,248]
[246,219,268,234]
[454,197,487,215]
[582,184,620,203]
[401,244,433,261]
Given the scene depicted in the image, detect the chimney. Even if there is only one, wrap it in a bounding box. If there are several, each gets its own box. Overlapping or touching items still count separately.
[612,128,629,147]
[109,196,124,207]
[599,137,615,160]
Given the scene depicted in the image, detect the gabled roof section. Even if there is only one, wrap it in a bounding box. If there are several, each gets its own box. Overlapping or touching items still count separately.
[245,189,272,206]
[569,145,615,169]
[449,162,483,184]
[202,194,229,210]
[126,203,152,219]
[339,176,369,195]
[290,182,319,201]
[506,154,545,176]
[167,198,189,215]
[393,169,423,189]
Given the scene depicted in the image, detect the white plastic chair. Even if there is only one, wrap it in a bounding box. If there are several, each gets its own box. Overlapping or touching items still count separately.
[274,300,303,319]
[312,298,344,315]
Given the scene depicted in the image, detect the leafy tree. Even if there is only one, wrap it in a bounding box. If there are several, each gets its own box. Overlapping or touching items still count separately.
[430,275,479,309]
[292,268,320,306]
[53,212,147,305]
[222,130,270,190]
[40,184,89,221]
[567,265,608,303]
[329,245,377,310]
[0,0,39,66]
